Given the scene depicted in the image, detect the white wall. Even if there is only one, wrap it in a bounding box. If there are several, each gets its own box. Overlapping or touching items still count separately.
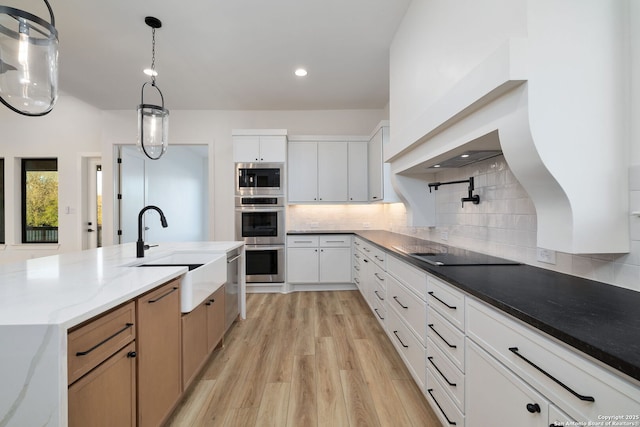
[0,95,103,263]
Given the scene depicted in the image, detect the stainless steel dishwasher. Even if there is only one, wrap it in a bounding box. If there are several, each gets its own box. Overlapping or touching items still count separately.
[225,249,240,331]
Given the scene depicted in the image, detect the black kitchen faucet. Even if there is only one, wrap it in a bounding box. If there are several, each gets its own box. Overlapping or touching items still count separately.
[137,205,168,257]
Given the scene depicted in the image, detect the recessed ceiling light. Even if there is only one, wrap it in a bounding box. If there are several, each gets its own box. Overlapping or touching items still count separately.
[460,154,470,158]
[143,68,158,77]
[294,68,308,77]
[433,164,441,168]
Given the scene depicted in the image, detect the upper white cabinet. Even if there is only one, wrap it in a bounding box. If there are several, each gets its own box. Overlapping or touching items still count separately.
[368,127,384,202]
[232,131,287,163]
[288,138,368,203]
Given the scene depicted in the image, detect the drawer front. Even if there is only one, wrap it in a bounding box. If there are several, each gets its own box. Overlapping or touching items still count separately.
[371,292,386,325]
[287,235,319,247]
[320,234,351,247]
[369,245,386,269]
[466,299,640,422]
[68,301,136,384]
[387,254,428,301]
[372,264,386,291]
[388,273,427,346]
[373,279,386,305]
[428,309,465,372]
[427,369,466,427]
[427,276,465,332]
[386,306,426,389]
[427,337,465,411]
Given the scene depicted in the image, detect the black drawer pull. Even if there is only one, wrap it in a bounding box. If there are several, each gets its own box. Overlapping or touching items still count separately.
[428,291,457,310]
[374,255,384,262]
[76,323,134,356]
[148,286,179,304]
[508,347,595,402]
[374,308,384,320]
[526,403,541,413]
[393,296,408,309]
[354,265,360,272]
[374,290,384,301]
[127,351,137,358]
[206,298,215,306]
[392,331,409,348]
[354,278,360,285]
[428,324,457,348]
[363,258,370,263]
[427,389,457,425]
[374,272,385,281]
[428,356,456,387]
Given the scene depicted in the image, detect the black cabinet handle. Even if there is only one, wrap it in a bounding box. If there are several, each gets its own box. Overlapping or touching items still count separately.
[526,403,541,413]
[363,258,369,263]
[428,291,457,310]
[374,272,385,281]
[393,296,408,309]
[76,323,133,356]
[374,308,384,320]
[392,331,409,348]
[428,324,457,348]
[508,347,595,402]
[428,356,456,387]
[206,298,216,306]
[374,255,384,262]
[127,351,137,358]
[148,286,179,304]
[427,389,457,425]
[374,290,384,301]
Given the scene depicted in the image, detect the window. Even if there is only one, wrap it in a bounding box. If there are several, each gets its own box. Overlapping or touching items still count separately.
[22,159,58,243]
[0,159,4,244]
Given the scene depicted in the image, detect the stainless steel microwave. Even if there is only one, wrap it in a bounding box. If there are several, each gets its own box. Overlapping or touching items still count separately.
[235,162,284,196]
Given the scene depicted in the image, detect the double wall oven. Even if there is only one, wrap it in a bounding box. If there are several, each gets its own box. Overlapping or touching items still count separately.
[235,163,285,283]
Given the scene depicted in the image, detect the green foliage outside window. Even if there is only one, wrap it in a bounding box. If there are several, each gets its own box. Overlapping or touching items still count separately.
[25,171,58,227]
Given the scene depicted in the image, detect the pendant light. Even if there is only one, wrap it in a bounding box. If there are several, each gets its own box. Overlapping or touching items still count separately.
[0,0,59,116]
[137,16,168,160]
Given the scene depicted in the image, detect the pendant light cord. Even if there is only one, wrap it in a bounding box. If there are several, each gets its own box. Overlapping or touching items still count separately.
[150,27,156,85]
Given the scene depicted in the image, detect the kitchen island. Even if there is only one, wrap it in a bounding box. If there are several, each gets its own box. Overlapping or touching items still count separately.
[0,241,244,427]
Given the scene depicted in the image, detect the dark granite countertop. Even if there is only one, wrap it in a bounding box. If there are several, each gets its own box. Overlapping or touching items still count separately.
[289,229,640,383]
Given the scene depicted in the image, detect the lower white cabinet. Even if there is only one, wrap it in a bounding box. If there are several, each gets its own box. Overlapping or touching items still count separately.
[466,339,549,427]
[287,235,352,284]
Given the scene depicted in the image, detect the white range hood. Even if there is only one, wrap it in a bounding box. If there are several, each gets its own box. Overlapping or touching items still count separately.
[387,1,630,255]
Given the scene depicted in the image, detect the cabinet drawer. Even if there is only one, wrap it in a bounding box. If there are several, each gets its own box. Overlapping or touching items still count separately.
[320,234,351,247]
[427,337,465,411]
[427,369,465,427]
[287,235,319,247]
[360,241,386,268]
[373,279,386,305]
[428,309,465,373]
[427,276,465,332]
[68,301,136,384]
[387,306,426,389]
[372,264,386,290]
[388,273,427,346]
[387,254,428,301]
[466,299,640,422]
[371,292,386,326]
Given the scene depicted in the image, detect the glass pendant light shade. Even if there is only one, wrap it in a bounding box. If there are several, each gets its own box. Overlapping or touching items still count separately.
[137,82,169,160]
[137,16,168,160]
[0,1,58,116]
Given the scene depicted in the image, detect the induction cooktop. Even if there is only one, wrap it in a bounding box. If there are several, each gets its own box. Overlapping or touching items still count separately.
[393,243,520,266]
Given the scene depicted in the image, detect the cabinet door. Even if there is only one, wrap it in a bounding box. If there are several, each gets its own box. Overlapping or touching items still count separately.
[288,142,318,202]
[137,280,182,427]
[206,286,226,353]
[368,128,383,201]
[466,340,549,427]
[233,135,261,162]
[68,342,137,427]
[287,247,319,283]
[318,142,348,202]
[258,135,287,162]
[181,302,208,390]
[348,141,368,202]
[319,247,352,283]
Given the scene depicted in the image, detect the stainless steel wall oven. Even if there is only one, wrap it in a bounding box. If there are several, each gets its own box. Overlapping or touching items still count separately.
[235,163,284,196]
[235,195,285,283]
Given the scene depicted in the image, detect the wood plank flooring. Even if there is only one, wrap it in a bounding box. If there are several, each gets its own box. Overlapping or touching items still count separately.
[167,291,440,427]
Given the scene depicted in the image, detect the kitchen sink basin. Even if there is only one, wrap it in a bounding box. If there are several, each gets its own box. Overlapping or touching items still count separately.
[134,252,227,313]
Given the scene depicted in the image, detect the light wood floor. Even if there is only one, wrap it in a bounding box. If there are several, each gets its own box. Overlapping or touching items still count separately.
[167,291,440,427]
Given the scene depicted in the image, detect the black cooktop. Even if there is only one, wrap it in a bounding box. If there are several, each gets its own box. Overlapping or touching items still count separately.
[393,243,520,266]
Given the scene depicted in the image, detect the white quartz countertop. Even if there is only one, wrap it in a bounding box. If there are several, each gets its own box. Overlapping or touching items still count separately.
[0,241,243,329]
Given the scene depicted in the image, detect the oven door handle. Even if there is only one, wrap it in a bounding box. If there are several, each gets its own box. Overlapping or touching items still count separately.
[244,245,285,251]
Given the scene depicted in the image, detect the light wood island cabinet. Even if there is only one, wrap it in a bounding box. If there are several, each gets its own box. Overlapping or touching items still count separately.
[136,279,182,427]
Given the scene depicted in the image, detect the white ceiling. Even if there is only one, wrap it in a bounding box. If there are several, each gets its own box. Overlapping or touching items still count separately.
[18,0,411,110]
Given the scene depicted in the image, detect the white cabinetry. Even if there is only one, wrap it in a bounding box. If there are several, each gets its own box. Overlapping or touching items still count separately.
[288,139,368,203]
[368,123,399,203]
[287,235,352,284]
[233,134,287,163]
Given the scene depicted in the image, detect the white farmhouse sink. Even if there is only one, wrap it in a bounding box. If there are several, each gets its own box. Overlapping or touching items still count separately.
[137,252,227,313]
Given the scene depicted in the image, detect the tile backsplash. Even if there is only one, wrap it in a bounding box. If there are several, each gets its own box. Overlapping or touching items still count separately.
[286,158,640,292]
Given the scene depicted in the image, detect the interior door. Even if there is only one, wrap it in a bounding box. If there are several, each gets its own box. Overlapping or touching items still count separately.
[118,146,146,244]
[83,157,102,250]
